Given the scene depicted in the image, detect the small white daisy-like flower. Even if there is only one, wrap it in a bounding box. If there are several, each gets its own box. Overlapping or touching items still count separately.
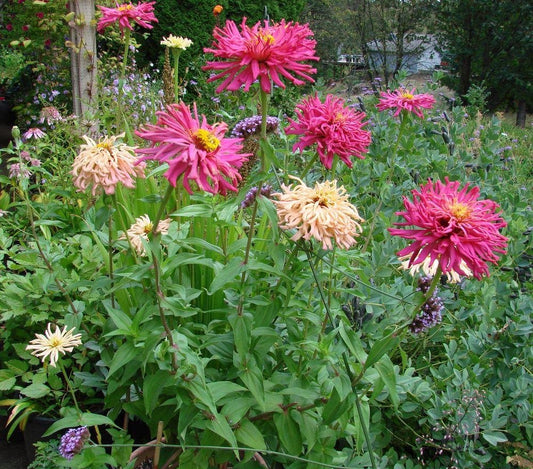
[121,214,171,256]
[26,324,82,367]
[160,35,193,50]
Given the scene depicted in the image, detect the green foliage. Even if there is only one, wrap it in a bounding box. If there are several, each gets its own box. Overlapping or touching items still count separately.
[0,20,532,469]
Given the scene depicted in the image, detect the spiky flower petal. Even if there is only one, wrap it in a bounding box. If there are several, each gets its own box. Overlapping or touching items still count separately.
[286,93,371,169]
[71,134,145,196]
[135,102,249,195]
[203,18,318,94]
[377,88,435,118]
[97,1,157,36]
[389,178,508,280]
[26,324,82,367]
[274,177,363,250]
[121,214,171,256]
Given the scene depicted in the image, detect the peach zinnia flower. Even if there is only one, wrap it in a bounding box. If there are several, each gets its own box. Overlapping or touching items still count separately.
[26,324,82,367]
[286,94,371,169]
[135,102,249,195]
[122,214,171,256]
[274,177,363,250]
[97,1,157,35]
[71,134,146,196]
[377,88,435,118]
[389,178,508,280]
[203,18,319,94]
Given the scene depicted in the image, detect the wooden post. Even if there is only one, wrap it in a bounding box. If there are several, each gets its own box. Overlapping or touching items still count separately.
[68,0,97,130]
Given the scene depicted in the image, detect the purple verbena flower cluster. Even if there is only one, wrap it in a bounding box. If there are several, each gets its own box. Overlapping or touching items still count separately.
[240,184,273,209]
[59,426,90,460]
[410,294,443,334]
[231,115,279,139]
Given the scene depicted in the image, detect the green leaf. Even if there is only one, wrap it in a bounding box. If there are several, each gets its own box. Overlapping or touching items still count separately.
[338,323,368,365]
[104,304,133,332]
[375,355,399,410]
[6,359,29,375]
[240,367,265,412]
[273,412,302,455]
[482,430,507,446]
[209,258,245,294]
[235,419,266,450]
[171,204,213,218]
[365,333,400,369]
[143,370,172,416]
[322,388,352,425]
[0,370,16,391]
[229,313,252,356]
[207,413,238,454]
[207,381,247,404]
[107,342,139,378]
[20,383,50,399]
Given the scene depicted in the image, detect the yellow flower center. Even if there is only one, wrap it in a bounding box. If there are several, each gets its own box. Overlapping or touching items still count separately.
[118,4,134,11]
[259,32,275,45]
[97,141,113,151]
[448,201,471,221]
[333,112,346,124]
[194,129,220,152]
[49,337,62,348]
[143,222,153,234]
[311,186,338,208]
[401,92,414,100]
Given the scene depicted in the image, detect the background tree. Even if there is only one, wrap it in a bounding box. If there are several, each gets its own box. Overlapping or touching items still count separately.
[434,0,533,126]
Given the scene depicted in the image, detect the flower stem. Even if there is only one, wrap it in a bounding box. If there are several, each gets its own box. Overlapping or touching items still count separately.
[259,89,269,172]
[60,361,81,417]
[173,51,181,102]
[118,29,132,142]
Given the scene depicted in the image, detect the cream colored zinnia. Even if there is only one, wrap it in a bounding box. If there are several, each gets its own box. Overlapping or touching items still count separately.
[399,255,473,283]
[273,177,363,250]
[160,35,193,50]
[122,214,171,256]
[26,324,82,367]
[71,133,145,196]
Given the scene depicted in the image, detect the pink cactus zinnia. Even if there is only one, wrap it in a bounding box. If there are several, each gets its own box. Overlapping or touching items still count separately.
[135,102,250,195]
[96,1,157,35]
[377,88,435,118]
[203,17,319,94]
[285,94,371,169]
[388,178,508,280]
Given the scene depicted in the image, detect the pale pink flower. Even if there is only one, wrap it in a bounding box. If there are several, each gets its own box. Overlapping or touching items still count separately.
[389,178,508,280]
[203,17,319,93]
[39,106,62,125]
[135,102,249,195]
[97,1,157,35]
[121,214,171,256]
[286,94,371,169]
[26,324,82,368]
[274,177,363,250]
[71,134,145,196]
[23,127,46,140]
[377,88,435,118]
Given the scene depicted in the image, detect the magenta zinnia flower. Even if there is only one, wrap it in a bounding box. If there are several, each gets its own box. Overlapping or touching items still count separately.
[135,102,250,195]
[377,88,435,118]
[203,17,319,94]
[285,94,371,169]
[388,178,508,280]
[97,1,157,35]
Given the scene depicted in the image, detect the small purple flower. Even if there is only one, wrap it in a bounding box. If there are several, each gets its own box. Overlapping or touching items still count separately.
[231,115,279,139]
[240,184,273,209]
[8,163,32,179]
[59,427,90,460]
[409,294,444,334]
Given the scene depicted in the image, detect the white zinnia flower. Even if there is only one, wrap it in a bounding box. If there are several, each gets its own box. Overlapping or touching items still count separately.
[160,35,193,50]
[26,324,82,367]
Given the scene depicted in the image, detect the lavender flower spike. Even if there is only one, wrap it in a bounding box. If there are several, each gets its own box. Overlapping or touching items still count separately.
[59,426,90,459]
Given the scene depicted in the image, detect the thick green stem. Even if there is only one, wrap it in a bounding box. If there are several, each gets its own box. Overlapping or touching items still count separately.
[118,29,132,141]
[153,183,175,235]
[259,89,269,172]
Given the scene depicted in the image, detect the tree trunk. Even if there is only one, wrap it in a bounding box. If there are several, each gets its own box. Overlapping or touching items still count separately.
[68,0,97,131]
[516,99,526,128]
